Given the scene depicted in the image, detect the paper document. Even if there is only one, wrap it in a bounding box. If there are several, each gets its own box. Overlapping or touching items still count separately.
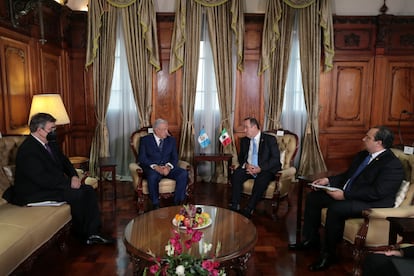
[308,184,342,192]
[27,201,67,207]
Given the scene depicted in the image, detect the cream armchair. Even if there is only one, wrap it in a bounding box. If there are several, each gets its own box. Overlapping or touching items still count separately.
[233,129,299,220]
[321,148,414,275]
[129,127,194,214]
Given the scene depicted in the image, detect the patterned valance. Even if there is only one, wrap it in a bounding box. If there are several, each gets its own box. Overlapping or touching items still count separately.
[194,0,229,7]
[284,0,315,8]
[107,0,136,8]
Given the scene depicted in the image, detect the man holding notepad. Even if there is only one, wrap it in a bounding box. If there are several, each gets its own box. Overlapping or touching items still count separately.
[289,126,404,271]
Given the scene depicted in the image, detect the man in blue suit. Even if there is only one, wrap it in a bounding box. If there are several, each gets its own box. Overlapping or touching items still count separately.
[138,118,188,209]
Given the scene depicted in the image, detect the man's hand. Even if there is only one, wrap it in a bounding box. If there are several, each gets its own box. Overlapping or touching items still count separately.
[71,176,81,189]
[327,189,345,200]
[245,163,261,176]
[154,165,171,176]
[310,177,329,190]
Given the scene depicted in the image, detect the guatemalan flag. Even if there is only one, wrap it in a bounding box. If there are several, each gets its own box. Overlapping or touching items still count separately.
[198,128,211,148]
[219,128,232,146]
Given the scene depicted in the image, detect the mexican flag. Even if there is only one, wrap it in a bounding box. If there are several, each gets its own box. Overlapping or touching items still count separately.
[219,128,231,146]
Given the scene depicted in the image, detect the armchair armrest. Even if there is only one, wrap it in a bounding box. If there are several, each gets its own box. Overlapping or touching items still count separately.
[363,206,414,220]
[129,163,144,191]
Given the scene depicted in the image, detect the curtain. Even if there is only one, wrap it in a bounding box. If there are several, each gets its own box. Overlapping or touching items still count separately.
[281,18,307,168]
[206,1,238,183]
[87,1,118,176]
[86,0,160,176]
[262,1,295,130]
[106,16,139,179]
[297,0,329,175]
[193,18,220,182]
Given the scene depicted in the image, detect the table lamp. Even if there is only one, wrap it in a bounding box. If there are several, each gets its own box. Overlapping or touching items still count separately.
[28,94,70,125]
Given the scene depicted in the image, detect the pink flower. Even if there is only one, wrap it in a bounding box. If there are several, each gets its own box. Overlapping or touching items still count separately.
[184,238,193,249]
[202,260,215,271]
[149,264,160,274]
[191,230,203,242]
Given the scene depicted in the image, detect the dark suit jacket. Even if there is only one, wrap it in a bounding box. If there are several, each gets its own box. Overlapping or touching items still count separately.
[12,135,77,205]
[138,134,179,171]
[329,149,404,208]
[237,132,281,174]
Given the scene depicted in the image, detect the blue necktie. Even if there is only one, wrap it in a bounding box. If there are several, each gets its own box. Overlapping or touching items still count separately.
[158,139,164,151]
[345,154,371,191]
[251,139,258,166]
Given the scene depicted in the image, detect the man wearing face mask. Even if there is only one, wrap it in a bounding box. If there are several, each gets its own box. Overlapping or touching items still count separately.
[11,113,114,245]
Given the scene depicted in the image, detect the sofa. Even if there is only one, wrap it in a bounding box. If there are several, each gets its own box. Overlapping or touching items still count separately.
[0,135,72,275]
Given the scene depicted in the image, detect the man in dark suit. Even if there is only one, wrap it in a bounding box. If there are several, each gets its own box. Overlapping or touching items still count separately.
[230,117,281,218]
[363,246,414,276]
[11,113,113,245]
[138,118,188,209]
[289,126,405,271]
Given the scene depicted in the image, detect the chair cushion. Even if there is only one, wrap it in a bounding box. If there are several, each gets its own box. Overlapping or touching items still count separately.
[141,178,176,194]
[242,179,276,199]
[2,165,15,184]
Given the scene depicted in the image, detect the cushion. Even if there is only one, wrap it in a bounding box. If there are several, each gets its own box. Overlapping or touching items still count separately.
[394,180,410,208]
[2,165,15,184]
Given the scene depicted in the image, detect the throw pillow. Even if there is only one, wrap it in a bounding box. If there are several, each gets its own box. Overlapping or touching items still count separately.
[394,180,410,208]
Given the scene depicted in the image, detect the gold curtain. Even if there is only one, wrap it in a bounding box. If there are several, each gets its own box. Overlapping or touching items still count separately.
[171,0,244,172]
[88,2,118,175]
[122,0,160,127]
[206,1,238,183]
[170,0,244,73]
[177,1,202,163]
[263,1,295,130]
[297,0,328,175]
[86,0,160,175]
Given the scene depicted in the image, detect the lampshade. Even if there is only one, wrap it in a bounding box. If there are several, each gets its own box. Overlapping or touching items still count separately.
[28,94,70,125]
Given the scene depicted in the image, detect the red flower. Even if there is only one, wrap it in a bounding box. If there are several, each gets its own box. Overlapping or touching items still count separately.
[149,264,160,274]
[191,230,203,242]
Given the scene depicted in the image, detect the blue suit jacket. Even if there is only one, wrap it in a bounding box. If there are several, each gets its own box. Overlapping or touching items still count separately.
[138,134,179,170]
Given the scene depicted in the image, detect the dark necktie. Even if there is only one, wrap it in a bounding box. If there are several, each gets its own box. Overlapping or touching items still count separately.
[345,154,371,191]
[158,139,164,151]
[45,143,55,159]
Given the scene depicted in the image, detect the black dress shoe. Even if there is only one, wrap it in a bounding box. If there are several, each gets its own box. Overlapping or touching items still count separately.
[229,203,240,212]
[152,204,160,210]
[308,253,336,271]
[288,240,319,250]
[86,234,116,245]
[240,207,253,219]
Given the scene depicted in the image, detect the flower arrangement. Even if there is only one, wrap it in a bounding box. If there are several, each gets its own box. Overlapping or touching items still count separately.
[143,205,226,276]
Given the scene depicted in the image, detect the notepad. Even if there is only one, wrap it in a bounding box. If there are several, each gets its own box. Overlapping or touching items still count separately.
[27,201,67,207]
[308,183,341,192]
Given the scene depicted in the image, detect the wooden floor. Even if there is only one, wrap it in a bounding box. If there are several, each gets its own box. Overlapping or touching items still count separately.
[26,180,355,276]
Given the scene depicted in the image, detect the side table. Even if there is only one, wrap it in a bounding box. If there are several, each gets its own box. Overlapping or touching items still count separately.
[193,154,232,184]
[98,157,117,201]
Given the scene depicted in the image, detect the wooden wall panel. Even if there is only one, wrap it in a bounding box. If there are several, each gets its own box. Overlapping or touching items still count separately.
[0,35,32,134]
[234,16,264,147]
[39,47,64,93]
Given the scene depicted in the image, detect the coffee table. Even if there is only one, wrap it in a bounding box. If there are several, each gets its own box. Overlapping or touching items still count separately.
[123,205,257,275]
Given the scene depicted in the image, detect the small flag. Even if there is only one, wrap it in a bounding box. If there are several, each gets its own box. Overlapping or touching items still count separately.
[197,128,211,148]
[219,128,232,146]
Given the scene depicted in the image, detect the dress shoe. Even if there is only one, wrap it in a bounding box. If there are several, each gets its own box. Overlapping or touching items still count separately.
[240,207,253,219]
[288,240,319,251]
[152,204,160,210]
[308,253,336,271]
[86,234,116,245]
[229,203,240,212]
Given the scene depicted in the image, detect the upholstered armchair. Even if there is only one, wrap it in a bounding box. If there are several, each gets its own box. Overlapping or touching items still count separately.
[129,127,194,214]
[321,148,414,275]
[232,129,299,220]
